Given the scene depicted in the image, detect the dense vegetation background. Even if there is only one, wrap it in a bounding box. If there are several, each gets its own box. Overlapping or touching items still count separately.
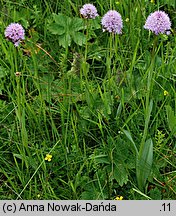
[0,0,175,199]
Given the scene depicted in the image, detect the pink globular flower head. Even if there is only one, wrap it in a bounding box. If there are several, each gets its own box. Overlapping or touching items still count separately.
[5,23,25,46]
[80,3,99,19]
[144,11,171,35]
[101,10,123,34]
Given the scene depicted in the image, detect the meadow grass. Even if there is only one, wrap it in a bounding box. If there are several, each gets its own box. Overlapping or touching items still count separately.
[0,0,176,200]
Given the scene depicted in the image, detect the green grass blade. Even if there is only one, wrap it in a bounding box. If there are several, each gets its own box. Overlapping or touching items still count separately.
[122,129,138,155]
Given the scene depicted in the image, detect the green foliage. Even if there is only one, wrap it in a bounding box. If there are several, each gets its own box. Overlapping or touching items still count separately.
[149,187,162,200]
[122,129,138,155]
[166,105,176,136]
[136,138,153,192]
[48,13,86,48]
[0,0,175,200]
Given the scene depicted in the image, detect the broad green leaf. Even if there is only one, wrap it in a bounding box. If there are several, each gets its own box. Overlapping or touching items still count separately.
[71,17,85,31]
[140,99,153,155]
[166,105,176,135]
[48,23,65,35]
[58,34,71,48]
[53,13,68,26]
[136,138,153,191]
[48,13,87,47]
[111,162,128,186]
[89,18,101,29]
[72,32,86,46]
[81,186,98,200]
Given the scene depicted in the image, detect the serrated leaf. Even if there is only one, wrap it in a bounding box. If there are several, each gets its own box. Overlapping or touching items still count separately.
[48,13,88,48]
[112,162,128,186]
[71,17,85,31]
[53,13,69,26]
[149,187,162,200]
[48,23,65,35]
[58,34,71,48]
[89,18,101,29]
[72,32,86,46]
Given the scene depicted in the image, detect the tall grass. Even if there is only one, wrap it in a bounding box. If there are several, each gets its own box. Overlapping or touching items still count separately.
[0,0,175,199]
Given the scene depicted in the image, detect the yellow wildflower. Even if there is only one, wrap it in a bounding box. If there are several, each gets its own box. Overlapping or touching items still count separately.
[151,0,155,3]
[125,18,130,22]
[115,196,123,200]
[164,90,169,96]
[45,154,52,162]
